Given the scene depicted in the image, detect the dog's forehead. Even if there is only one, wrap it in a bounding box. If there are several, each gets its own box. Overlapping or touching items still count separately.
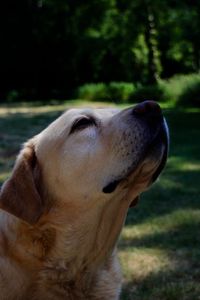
[64,107,120,120]
[36,107,121,149]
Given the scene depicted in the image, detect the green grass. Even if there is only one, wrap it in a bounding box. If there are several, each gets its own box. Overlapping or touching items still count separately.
[0,101,200,300]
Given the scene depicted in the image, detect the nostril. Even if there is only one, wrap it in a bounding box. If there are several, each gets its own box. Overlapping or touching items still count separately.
[133,100,162,118]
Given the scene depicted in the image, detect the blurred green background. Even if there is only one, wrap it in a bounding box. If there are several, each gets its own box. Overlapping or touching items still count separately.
[0,1,200,299]
[0,0,200,105]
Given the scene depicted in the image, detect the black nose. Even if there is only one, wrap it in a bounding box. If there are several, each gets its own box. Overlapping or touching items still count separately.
[132,100,163,124]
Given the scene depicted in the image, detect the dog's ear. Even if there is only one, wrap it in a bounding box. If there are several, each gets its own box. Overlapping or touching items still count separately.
[0,141,44,224]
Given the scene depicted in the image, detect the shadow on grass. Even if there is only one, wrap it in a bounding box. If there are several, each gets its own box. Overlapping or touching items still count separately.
[0,109,63,185]
[165,111,200,159]
[120,217,200,300]
[0,110,62,149]
[120,218,200,250]
[121,263,200,300]
[125,168,200,226]
[0,110,62,136]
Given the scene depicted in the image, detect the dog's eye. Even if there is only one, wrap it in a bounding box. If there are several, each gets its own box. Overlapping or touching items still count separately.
[70,117,96,134]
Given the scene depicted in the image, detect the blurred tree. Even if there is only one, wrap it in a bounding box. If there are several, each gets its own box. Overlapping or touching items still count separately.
[179,1,200,72]
[0,0,199,100]
[158,0,200,76]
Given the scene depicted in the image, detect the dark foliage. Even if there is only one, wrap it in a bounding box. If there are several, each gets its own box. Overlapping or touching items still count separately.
[0,0,199,100]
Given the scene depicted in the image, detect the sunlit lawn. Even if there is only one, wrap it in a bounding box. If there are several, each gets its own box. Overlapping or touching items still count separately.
[0,101,200,300]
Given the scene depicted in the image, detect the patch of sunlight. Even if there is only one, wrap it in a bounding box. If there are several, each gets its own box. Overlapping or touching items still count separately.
[119,248,173,280]
[177,162,200,171]
[113,102,173,110]
[158,176,184,189]
[69,100,116,108]
[0,171,10,182]
[0,101,116,116]
[121,208,200,240]
[0,105,65,116]
[0,101,175,117]
[181,107,200,113]
[168,157,200,171]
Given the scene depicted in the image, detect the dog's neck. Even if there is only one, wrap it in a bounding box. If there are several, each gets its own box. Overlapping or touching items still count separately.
[40,196,128,274]
[0,197,127,297]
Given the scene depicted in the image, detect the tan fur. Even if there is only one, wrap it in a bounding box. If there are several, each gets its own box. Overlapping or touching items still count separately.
[0,106,167,299]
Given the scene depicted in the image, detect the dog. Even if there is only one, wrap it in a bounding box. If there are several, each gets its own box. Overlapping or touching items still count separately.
[0,101,168,299]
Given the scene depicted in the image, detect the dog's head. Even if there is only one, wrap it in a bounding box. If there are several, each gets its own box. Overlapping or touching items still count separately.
[0,101,169,231]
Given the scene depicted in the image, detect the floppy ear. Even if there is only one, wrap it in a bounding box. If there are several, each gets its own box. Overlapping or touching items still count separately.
[0,142,44,224]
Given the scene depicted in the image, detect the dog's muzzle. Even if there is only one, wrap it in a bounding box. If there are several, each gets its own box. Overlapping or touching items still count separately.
[102,101,169,194]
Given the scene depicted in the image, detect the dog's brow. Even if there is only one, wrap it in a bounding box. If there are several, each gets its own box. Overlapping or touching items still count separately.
[69,114,100,135]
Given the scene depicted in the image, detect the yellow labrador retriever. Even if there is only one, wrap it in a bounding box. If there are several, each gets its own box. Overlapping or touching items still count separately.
[0,101,168,299]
